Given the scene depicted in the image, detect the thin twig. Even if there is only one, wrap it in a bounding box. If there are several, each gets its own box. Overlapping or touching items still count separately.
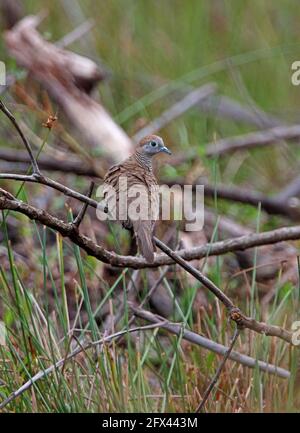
[0,172,102,210]
[0,99,41,175]
[153,236,293,343]
[195,326,241,412]
[73,181,94,228]
[154,236,234,309]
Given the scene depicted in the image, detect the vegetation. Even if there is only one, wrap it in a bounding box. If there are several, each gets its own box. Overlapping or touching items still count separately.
[0,0,300,413]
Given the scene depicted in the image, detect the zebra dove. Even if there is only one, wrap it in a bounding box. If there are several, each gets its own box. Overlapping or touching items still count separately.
[102,135,171,263]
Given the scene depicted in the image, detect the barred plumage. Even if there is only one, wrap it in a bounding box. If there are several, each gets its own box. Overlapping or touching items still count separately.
[103,135,171,263]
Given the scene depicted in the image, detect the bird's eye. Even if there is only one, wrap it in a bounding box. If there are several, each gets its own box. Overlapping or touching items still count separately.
[150,141,157,147]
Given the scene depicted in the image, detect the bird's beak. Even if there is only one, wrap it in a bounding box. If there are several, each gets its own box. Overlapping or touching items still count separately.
[161,146,172,155]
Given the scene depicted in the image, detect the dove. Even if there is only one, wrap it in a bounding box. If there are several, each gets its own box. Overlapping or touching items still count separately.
[102,135,171,262]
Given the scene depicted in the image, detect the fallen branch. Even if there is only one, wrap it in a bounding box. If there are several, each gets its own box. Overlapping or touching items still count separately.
[130,305,290,378]
[205,124,300,157]
[162,177,300,220]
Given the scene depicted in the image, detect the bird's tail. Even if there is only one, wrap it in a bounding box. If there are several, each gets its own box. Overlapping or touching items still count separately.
[133,221,154,263]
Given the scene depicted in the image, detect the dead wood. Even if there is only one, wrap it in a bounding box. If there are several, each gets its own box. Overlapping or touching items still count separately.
[4,15,133,162]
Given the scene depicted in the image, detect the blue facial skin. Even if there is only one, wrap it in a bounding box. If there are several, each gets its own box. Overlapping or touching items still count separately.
[143,138,172,155]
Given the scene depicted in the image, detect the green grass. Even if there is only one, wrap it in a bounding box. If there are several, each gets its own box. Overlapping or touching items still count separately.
[0,0,300,413]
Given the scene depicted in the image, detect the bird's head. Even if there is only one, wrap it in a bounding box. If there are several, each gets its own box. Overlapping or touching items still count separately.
[138,135,171,157]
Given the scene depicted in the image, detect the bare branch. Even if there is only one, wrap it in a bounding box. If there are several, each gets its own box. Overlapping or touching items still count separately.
[0,172,101,210]
[154,236,234,309]
[162,177,300,220]
[0,190,294,345]
[154,237,293,343]
[1,189,300,275]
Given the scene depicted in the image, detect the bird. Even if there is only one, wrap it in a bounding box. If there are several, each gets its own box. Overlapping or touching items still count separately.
[102,135,171,263]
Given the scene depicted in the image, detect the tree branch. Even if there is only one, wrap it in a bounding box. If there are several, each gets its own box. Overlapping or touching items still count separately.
[0,189,294,344]
[1,189,300,275]
[154,237,293,344]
